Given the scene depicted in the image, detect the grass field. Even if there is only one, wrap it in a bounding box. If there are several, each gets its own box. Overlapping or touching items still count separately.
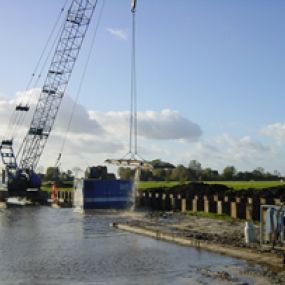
[41,180,285,192]
[206,180,284,190]
[138,181,185,190]
[138,180,284,190]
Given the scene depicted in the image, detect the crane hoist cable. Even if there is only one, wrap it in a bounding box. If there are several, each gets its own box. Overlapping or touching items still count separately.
[54,0,106,168]
[105,0,150,168]
[126,0,139,159]
[105,3,150,170]
[6,0,70,140]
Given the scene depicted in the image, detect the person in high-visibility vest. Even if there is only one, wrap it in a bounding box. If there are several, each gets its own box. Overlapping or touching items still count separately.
[51,183,58,203]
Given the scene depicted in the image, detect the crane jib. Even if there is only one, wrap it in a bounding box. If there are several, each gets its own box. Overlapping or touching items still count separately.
[10,0,98,171]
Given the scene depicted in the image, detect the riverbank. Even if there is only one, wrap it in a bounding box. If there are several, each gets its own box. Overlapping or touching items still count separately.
[113,211,285,283]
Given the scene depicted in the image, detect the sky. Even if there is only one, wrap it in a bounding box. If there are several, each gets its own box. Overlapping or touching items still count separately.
[0,0,285,175]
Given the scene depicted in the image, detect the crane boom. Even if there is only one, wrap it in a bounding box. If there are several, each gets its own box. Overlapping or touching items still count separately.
[15,0,97,171]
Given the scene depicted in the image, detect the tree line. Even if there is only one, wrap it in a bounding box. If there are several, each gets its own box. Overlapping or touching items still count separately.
[40,160,282,183]
[118,160,281,182]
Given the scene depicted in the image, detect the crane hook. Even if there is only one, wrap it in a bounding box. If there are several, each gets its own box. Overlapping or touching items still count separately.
[131,0,137,13]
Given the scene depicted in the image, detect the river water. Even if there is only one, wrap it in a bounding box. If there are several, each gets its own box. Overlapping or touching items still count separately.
[0,207,261,285]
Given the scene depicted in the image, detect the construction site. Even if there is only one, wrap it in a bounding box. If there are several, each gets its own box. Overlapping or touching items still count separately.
[0,1,284,284]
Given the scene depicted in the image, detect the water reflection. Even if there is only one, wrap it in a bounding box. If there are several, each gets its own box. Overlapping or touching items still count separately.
[0,207,245,285]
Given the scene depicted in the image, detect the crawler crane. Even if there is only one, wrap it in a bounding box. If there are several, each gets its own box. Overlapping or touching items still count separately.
[0,0,98,196]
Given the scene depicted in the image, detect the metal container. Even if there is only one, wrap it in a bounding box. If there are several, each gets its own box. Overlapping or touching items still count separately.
[73,179,133,209]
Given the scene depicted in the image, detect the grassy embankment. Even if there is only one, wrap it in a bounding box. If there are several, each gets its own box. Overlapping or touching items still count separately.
[41,180,285,192]
[138,180,285,190]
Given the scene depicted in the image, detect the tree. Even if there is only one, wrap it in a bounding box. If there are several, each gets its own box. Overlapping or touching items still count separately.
[118,167,133,180]
[45,167,60,181]
[170,165,190,182]
[252,167,265,180]
[140,169,153,181]
[151,159,175,169]
[201,168,219,181]
[188,160,202,173]
[222,166,236,180]
[60,169,73,181]
[153,168,166,181]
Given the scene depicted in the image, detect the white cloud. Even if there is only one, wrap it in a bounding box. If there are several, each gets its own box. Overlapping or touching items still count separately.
[0,90,202,171]
[178,134,272,172]
[106,27,127,40]
[1,90,285,174]
[261,123,285,144]
[89,109,202,141]
[2,90,285,174]
[215,134,269,155]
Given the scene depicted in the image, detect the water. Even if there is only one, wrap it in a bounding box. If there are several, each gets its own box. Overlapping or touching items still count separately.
[0,207,249,285]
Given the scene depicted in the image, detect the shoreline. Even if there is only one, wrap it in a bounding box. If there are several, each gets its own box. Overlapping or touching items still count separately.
[112,214,285,271]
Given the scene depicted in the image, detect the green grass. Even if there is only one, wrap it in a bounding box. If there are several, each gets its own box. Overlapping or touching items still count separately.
[41,183,73,192]
[138,181,186,190]
[205,180,284,190]
[138,180,284,190]
[41,180,285,192]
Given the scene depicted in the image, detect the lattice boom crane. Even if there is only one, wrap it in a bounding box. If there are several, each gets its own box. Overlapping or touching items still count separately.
[0,0,98,193]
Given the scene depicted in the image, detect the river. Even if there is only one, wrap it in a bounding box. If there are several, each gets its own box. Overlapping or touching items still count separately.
[0,207,269,285]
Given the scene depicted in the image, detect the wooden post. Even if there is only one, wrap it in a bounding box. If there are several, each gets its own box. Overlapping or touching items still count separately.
[192,196,198,212]
[230,201,237,219]
[170,194,176,211]
[204,196,210,213]
[246,197,253,220]
[176,194,182,211]
[181,198,187,213]
[222,196,231,215]
[217,201,223,215]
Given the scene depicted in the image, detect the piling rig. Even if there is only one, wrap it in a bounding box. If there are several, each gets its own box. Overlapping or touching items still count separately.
[0,0,98,196]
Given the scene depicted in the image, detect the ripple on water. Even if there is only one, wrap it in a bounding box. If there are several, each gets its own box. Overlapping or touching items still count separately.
[0,208,245,285]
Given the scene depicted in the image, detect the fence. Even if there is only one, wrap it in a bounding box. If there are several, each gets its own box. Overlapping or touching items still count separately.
[137,190,284,221]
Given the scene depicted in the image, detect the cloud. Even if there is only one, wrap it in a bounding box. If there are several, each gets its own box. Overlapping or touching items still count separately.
[55,95,104,135]
[0,89,124,170]
[0,88,104,138]
[1,90,285,174]
[261,123,285,144]
[0,90,202,171]
[89,109,202,141]
[178,134,272,172]
[106,27,127,40]
[139,109,202,141]
[215,134,269,155]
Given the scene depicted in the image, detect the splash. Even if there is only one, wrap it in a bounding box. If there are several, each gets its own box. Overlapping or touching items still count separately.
[130,167,141,211]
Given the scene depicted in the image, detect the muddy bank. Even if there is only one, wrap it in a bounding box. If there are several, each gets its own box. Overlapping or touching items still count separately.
[143,182,285,201]
[138,183,285,221]
[112,212,285,283]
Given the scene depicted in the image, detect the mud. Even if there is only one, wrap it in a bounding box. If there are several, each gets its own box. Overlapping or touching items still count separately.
[117,211,285,284]
[146,182,285,201]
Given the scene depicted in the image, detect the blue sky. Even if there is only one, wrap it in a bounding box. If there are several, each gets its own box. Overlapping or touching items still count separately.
[0,0,285,174]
